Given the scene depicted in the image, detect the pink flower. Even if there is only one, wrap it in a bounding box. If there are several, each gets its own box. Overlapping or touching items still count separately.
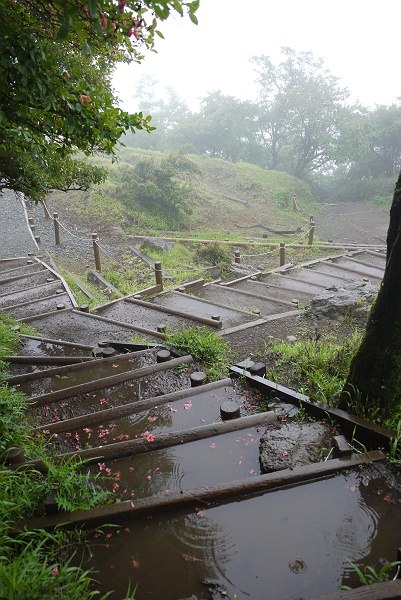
[51,566,59,576]
[146,434,155,442]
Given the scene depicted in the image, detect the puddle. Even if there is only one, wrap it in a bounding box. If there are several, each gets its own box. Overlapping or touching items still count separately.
[89,425,266,501]
[18,352,155,398]
[19,338,92,358]
[29,366,204,431]
[79,468,401,600]
[47,384,246,451]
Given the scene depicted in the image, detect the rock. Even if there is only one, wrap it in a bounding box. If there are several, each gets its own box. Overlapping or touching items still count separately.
[102,225,125,238]
[230,263,260,276]
[203,266,220,278]
[306,281,378,324]
[286,335,297,342]
[141,237,175,253]
[259,422,332,473]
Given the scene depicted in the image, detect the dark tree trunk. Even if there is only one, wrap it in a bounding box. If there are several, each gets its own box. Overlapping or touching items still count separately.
[341,172,401,412]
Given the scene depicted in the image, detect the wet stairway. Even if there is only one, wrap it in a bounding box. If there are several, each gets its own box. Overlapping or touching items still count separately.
[94,249,387,344]
[3,251,401,600]
[1,250,386,347]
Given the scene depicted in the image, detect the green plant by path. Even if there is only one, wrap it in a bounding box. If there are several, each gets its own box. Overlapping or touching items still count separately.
[0,312,136,598]
[340,560,401,589]
[0,312,36,454]
[42,455,113,512]
[264,330,361,407]
[388,419,401,465]
[165,326,230,380]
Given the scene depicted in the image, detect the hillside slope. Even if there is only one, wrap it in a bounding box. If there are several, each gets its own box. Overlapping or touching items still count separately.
[47,148,318,238]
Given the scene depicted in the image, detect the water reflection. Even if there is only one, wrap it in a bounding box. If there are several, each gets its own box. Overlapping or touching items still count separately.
[80,469,401,600]
[84,506,237,600]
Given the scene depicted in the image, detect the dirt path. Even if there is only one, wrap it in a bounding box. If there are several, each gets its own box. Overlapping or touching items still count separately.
[316,203,389,246]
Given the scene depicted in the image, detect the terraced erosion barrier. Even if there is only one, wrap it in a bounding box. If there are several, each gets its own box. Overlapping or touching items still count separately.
[3,247,400,600]
[30,354,193,407]
[16,450,384,532]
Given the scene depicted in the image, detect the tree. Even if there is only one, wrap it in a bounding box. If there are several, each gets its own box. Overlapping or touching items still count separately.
[183,91,261,163]
[252,47,350,179]
[345,104,401,180]
[341,174,401,415]
[0,0,199,200]
[124,77,192,150]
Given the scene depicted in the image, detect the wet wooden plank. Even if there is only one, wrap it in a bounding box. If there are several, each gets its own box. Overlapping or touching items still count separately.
[32,378,233,434]
[296,580,401,599]
[16,450,385,531]
[30,354,193,407]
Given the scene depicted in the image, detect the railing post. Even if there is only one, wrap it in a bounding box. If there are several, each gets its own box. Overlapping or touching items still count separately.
[308,221,315,246]
[279,242,286,266]
[92,232,101,271]
[43,199,51,220]
[154,261,163,289]
[53,213,60,246]
[234,250,241,264]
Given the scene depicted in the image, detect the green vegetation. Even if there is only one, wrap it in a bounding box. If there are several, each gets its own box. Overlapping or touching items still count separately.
[115,152,201,229]
[340,560,401,589]
[0,0,198,202]
[61,271,108,311]
[197,242,232,273]
[0,311,134,598]
[165,326,230,380]
[49,147,318,244]
[388,420,401,465]
[264,329,361,408]
[0,314,35,453]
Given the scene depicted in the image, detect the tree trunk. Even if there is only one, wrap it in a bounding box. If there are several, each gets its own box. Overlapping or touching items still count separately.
[341,172,401,412]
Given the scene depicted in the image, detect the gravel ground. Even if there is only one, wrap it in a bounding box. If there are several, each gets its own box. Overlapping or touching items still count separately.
[0,189,38,258]
[25,199,126,268]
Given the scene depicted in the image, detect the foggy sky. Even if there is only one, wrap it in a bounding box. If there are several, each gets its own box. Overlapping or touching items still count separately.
[113,0,401,113]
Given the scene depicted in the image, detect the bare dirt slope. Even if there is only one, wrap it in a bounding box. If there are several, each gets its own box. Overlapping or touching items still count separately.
[316,203,389,246]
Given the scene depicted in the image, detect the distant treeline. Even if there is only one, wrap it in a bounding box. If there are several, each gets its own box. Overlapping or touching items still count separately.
[125,47,400,204]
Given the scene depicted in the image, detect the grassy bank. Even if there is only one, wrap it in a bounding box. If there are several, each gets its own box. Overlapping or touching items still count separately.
[0,312,136,599]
